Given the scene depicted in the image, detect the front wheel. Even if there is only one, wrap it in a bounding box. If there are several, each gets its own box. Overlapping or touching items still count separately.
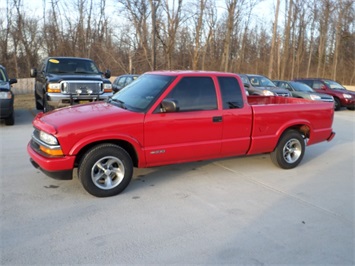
[78,144,133,197]
[334,97,341,111]
[4,112,14,125]
[271,130,305,169]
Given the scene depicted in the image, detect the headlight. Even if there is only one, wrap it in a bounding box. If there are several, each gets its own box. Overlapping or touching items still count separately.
[262,90,275,96]
[310,94,321,101]
[47,83,61,93]
[39,131,58,145]
[343,93,352,99]
[103,83,112,93]
[0,91,12,99]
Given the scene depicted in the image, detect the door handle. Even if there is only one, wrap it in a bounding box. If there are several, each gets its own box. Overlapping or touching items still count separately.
[212,116,222,122]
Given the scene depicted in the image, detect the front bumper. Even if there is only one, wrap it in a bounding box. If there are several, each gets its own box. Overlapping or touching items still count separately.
[341,98,355,109]
[46,92,112,109]
[27,142,75,180]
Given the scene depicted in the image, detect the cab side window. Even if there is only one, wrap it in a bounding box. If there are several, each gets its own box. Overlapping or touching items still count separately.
[218,77,244,109]
[165,77,217,111]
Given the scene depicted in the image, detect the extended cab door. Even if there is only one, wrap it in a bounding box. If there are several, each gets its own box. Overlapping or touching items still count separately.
[143,76,223,166]
[217,76,253,156]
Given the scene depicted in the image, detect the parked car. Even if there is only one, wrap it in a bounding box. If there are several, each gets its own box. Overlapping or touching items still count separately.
[238,74,290,97]
[0,65,17,125]
[273,80,334,104]
[293,78,355,110]
[30,57,113,112]
[112,74,139,93]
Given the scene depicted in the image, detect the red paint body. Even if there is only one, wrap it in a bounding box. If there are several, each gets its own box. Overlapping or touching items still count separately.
[27,71,335,176]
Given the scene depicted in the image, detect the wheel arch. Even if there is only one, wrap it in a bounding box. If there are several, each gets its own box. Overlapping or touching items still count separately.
[280,124,310,140]
[272,124,310,152]
[73,139,140,169]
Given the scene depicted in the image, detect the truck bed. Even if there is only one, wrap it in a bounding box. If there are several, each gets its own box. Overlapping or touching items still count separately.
[246,95,335,155]
[247,95,319,105]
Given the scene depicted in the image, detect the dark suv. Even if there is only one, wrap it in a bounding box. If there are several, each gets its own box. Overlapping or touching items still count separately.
[0,65,17,125]
[31,57,113,112]
[239,74,291,97]
[293,78,355,111]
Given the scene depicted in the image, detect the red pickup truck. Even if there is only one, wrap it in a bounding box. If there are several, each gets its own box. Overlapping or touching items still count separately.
[28,71,335,197]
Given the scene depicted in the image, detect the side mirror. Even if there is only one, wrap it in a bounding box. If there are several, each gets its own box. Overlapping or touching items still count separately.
[320,85,327,90]
[104,70,111,79]
[244,83,250,88]
[161,99,179,113]
[9,78,17,85]
[30,68,37,77]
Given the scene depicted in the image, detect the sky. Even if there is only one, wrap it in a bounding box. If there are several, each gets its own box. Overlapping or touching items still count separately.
[25,0,277,22]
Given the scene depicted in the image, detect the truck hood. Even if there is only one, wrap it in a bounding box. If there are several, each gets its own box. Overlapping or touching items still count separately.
[339,89,355,95]
[35,101,144,135]
[47,73,109,82]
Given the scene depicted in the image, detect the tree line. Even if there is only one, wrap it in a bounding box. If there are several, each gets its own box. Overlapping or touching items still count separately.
[1,0,354,85]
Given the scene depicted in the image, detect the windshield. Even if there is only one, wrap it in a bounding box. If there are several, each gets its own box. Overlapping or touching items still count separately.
[324,80,346,90]
[110,74,175,112]
[0,68,8,81]
[46,58,100,74]
[238,75,249,85]
[290,81,314,92]
[248,75,276,87]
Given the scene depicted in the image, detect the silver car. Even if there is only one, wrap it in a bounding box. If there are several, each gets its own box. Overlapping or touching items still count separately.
[273,80,334,103]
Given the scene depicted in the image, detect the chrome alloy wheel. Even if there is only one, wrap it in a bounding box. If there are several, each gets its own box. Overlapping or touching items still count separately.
[282,138,302,164]
[91,156,125,190]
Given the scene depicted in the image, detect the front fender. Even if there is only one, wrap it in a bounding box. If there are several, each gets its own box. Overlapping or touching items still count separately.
[68,133,145,165]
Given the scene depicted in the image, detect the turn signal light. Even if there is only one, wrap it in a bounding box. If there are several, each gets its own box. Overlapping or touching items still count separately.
[39,145,64,156]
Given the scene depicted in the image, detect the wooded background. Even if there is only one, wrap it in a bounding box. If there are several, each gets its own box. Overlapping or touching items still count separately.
[1,0,354,84]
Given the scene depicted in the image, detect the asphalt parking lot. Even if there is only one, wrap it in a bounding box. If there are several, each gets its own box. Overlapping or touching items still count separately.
[0,108,354,265]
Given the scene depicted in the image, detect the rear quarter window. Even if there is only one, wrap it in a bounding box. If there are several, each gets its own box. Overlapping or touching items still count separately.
[218,77,244,109]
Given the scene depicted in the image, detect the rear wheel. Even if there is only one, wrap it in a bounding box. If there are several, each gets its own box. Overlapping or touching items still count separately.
[78,144,133,197]
[271,130,305,169]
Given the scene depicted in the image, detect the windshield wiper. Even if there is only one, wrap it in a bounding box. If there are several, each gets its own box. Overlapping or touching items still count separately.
[109,98,127,109]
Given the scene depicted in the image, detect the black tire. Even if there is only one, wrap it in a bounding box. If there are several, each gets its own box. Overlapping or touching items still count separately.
[271,130,305,169]
[334,97,341,111]
[78,144,133,197]
[35,91,43,110]
[4,112,14,126]
[346,106,355,111]
[43,97,53,113]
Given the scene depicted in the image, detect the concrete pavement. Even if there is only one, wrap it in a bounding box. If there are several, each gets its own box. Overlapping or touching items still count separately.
[0,108,354,265]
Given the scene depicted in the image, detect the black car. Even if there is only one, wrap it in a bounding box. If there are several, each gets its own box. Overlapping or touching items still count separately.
[273,80,334,103]
[30,57,113,112]
[112,74,139,93]
[0,65,17,125]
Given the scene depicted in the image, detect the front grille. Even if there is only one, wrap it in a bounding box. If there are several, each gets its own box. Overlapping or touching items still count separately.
[61,80,102,94]
[275,92,289,97]
[320,97,334,102]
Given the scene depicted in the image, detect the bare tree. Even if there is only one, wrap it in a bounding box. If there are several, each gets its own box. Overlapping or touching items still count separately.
[157,0,183,69]
[268,0,280,79]
[220,0,237,72]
